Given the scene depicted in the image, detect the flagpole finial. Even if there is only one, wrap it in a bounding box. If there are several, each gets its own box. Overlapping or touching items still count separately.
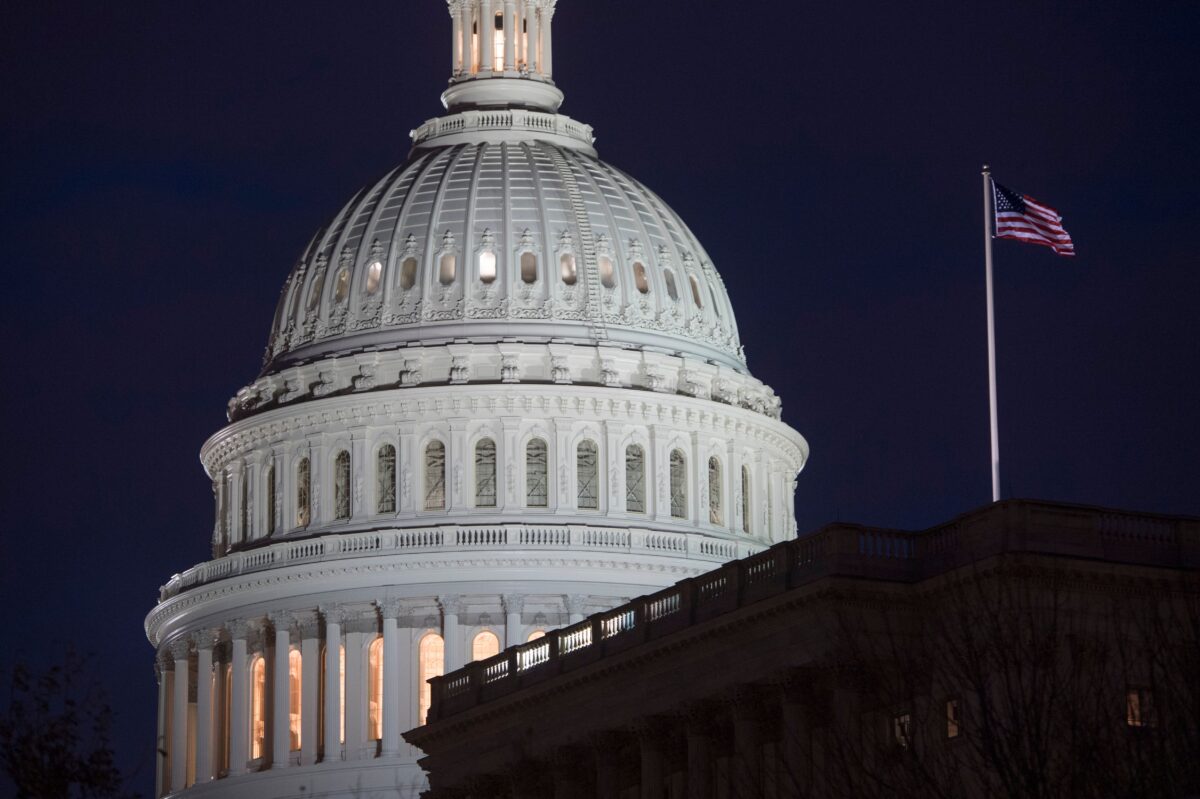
[982,163,990,173]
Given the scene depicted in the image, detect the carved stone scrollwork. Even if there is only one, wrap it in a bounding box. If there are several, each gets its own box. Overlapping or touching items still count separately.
[399,358,423,387]
[352,363,376,391]
[500,355,520,383]
[167,637,192,661]
[551,357,570,384]
[449,356,470,384]
[312,371,336,398]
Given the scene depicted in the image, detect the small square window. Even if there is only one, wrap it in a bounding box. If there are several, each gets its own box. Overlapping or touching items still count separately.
[1126,687,1156,728]
[893,713,912,750]
[946,699,961,739]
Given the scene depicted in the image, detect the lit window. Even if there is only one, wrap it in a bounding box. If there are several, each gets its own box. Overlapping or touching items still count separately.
[520,251,538,283]
[400,257,418,290]
[560,253,577,285]
[893,713,912,750]
[478,251,496,284]
[741,466,751,534]
[472,630,501,662]
[266,463,276,536]
[664,270,678,301]
[526,439,548,508]
[418,634,444,725]
[438,253,456,285]
[296,457,311,527]
[288,650,302,751]
[424,441,446,510]
[475,438,497,507]
[946,699,960,739]
[306,272,324,311]
[625,445,645,513]
[376,444,396,514]
[334,267,350,302]
[577,440,599,509]
[1127,687,1156,728]
[670,449,687,518]
[526,630,545,642]
[708,456,722,525]
[365,260,382,295]
[689,274,703,308]
[599,255,616,288]
[368,638,383,741]
[334,450,351,520]
[633,262,649,294]
[250,656,266,759]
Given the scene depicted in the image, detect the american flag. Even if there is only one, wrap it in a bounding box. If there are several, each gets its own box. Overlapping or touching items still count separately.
[992,180,1075,256]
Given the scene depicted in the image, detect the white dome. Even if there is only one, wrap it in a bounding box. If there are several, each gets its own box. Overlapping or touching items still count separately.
[263,135,744,378]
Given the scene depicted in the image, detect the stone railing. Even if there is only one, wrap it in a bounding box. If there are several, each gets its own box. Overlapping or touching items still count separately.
[410,109,595,149]
[159,524,759,602]
[427,499,1200,722]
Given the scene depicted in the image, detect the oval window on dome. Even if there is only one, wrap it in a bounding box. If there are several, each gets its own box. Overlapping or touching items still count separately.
[560,253,577,285]
[306,273,325,311]
[439,253,456,285]
[664,269,678,302]
[633,262,649,294]
[400,257,418,291]
[599,255,616,289]
[520,252,538,283]
[365,261,382,295]
[478,251,497,284]
[689,274,703,308]
[334,268,350,302]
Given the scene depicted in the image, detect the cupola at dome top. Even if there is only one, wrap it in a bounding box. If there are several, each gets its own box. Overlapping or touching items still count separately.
[441,0,563,114]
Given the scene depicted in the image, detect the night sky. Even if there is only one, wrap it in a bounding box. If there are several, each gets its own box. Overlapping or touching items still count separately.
[2,2,1198,795]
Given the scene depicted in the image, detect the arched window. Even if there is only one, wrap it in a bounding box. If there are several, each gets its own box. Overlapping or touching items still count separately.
[417,633,444,725]
[625,444,645,513]
[664,270,678,301]
[399,257,418,290]
[266,463,277,536]
[670,449,687,519]
[478,251,497,284]
[334,267,350,302]
[239,469,249,540]
[525,438,548,508]
[472,630,500,662]
[576,439,598,510]
[633,262,649,294]
[741,466,751,534]
[334,450,351,520]
[424,441,446,510]
[520,252,538,283]
[306,272,325,311]
[560,253,577,285]
[708,456,723,525]
[689,274,704,308]
[526,630,546,642]
[598,255,616,288]
[288,650,302,751]
[474,438,497,508]
[376,444,396,514]
[367,637,383,742]
[250,656,266,760]
[365,260,383,295]
[296,457,311,527]
[438,253,456,285]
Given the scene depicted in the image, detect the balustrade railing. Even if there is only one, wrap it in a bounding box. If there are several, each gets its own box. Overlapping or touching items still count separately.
[411,109,595,148]
[425,500,1198,723]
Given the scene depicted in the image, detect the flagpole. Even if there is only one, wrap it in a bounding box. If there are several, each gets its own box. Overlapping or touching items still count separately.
[982,165,1000,502]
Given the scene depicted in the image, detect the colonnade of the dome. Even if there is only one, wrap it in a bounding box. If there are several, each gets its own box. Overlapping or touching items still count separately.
[448,0,556,80]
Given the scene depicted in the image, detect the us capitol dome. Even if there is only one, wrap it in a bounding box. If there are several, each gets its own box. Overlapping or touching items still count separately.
[146,2,808,796]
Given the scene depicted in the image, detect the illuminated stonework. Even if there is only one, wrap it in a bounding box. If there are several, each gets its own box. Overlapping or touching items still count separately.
[145,2,808,798]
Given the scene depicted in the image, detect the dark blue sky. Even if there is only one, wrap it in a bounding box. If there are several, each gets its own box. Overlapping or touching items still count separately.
[2,2,1197,795]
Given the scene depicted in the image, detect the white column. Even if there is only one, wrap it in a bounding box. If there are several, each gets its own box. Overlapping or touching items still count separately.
[503,594,524,647]
[451,1,463,74]
[449,418,468,511]
[440,595,465,671]
[155,657,169,797]
[344,627,366,759]
[379,600,403,757]
[270,612,292,768]
[542,4,553,77]
[565,594,586,625]
[480,0,494,72]
[460,1,474,74]
[193,632,216,783]
[503,0,517,70]
[320,606,342,762]
[226,621,251,776]
[299,618,320,766]
[169,638,191,792]
[533,3,543,73]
